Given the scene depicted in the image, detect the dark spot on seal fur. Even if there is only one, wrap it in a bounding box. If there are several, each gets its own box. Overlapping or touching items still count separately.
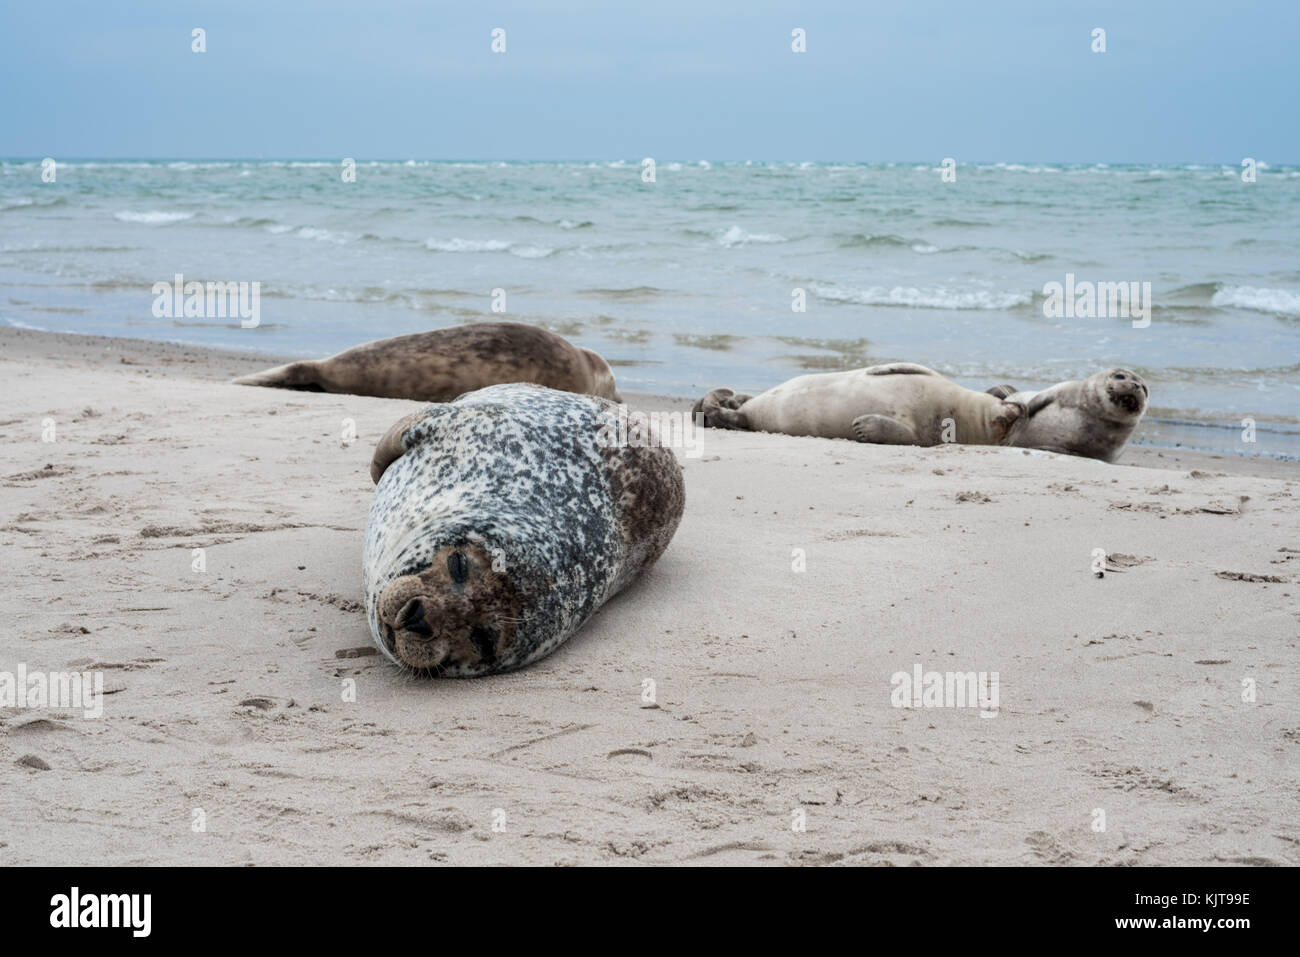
[470,626,499,664]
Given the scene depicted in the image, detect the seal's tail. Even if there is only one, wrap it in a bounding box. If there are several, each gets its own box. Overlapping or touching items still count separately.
[691,388,753,430]
[231,362,321,390]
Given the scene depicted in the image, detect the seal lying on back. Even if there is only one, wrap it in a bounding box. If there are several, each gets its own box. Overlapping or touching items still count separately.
[693,363,1148,462]
[364,383,684,676]
[233,321,621,402]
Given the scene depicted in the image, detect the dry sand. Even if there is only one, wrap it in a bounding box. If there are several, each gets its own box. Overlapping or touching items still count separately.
[1,326,1297,866]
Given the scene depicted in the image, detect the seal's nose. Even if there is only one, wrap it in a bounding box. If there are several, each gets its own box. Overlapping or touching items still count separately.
[377,574,426,626]
[394,598,434,639]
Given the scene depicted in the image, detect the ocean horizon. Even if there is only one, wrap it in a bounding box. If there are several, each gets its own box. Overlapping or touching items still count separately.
[4,157,1298,458]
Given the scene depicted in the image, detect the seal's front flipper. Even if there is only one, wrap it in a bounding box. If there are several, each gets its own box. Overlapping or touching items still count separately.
[370,412,432,484]
[851,414,919,445]
[985,384,1019,399]
[1024,391,1055,416]
[691,388,753,430]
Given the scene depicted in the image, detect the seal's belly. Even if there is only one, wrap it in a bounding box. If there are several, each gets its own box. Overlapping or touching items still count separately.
[743,372,940,439]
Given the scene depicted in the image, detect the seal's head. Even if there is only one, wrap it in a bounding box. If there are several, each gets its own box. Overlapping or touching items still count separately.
[375,543,523,675]
[1006,368,1148,462]
[1095,368,1148,418]
[580,347,623,404]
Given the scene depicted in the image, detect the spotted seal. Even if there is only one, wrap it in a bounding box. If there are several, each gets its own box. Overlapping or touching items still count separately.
[694,364,1147,462]
[234,321,621,402]
[363,383,684,675]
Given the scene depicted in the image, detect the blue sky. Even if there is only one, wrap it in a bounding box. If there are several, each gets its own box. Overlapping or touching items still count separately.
[2,0,1295,162]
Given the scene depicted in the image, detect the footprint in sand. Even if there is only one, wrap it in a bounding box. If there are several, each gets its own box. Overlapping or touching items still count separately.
[607,748,653,764]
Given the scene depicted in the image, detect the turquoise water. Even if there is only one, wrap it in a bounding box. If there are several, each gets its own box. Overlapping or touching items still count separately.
[2,159,1297,455]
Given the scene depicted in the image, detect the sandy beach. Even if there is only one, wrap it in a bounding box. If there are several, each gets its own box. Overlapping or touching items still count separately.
[1,326,1296,866]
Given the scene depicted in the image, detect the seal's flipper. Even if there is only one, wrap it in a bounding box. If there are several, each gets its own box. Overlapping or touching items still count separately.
[692,388,753,430]
[985,384,1019,399]
[232,361,322,390]
[1024,391,1056,417]
[991,399,1026,441]
[370,412,431,484]
[851,414,920,445]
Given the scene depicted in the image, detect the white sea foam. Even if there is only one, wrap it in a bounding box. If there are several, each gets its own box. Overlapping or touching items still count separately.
[419,237,556,257]
[425,238,511,253]
[812,283,1031,310]
[993,163,1062,174]
[3,317,51,332]
[1211,285,1300,317]
[296,226,352,244]
[717,225,786,247]
[113,210,194,225]
[509,244,555,258]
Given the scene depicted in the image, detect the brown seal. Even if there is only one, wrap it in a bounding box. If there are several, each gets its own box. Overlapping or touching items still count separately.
[693,364,1147,462]
[233,321,621,402]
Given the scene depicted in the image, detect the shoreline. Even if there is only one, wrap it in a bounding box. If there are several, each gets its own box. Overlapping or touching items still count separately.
[1,323,1296,865]
[3,324,1295,480]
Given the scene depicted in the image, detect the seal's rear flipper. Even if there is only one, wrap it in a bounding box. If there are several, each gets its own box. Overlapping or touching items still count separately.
[851,414,919,445]
[985,384,1019,399]
[370,412,431,484]
[692,388,753,430]
[232,362,322,390]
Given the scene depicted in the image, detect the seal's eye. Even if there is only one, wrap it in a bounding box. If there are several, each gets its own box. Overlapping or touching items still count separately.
[448,550,470,583]
[1114,373,1126,380]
